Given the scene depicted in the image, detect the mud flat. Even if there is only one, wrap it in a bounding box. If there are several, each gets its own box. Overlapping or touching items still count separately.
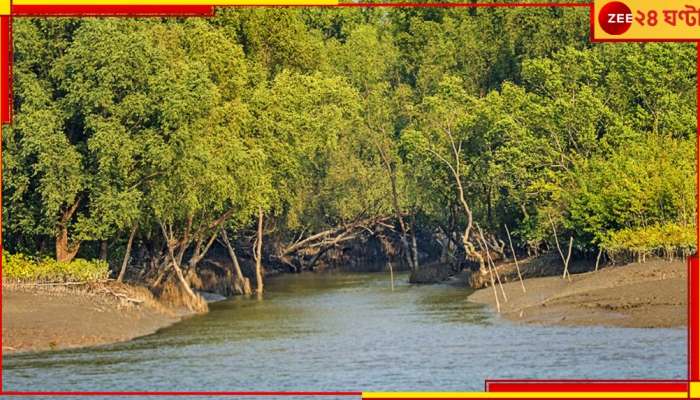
[2,283,193,354]
[468,259,687,328]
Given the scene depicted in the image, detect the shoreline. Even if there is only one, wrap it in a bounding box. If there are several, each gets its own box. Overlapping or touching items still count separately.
[2,282,195,354]
[3,258,686,354]
[467,259,687,328]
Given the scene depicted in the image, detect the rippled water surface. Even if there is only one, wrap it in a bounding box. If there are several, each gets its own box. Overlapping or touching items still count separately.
[4,272,687,396]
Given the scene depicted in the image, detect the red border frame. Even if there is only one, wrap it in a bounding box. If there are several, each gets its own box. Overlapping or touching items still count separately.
[11,5,215,16]
[484,380,690,392]
[0,1,696,398]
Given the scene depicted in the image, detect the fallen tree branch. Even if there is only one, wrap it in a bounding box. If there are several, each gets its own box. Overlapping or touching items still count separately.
[96,287,145,305]
[8,280,111,287]
[280,216,391,256]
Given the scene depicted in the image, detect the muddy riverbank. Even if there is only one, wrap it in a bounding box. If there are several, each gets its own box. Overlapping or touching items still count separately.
[2,283,195,354]
[468,259,687,328]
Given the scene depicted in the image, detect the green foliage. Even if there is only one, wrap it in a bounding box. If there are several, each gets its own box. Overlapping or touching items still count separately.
[602,223,694,257]
[250,70,364,229]
[3,10,696,273]
[3,252,109,283]
[561,134,695,250]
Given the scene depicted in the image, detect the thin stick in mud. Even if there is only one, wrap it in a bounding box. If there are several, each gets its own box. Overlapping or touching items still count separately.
[476,224,507,303]
[595,247,603,272]
[486,258,501,313]
[549,214,572,282]
[485,239,508,303]
[472,227,500,313]
[504,224,526,293]
[563,236,573,282]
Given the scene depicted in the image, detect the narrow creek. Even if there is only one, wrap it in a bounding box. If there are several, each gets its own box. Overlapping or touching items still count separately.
[4,271,686,394]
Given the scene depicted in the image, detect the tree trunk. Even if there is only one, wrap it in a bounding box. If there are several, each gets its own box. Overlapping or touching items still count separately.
[254,207,264,295]
[171,257,198,300]
[450,149,485,275]
[99,240,108,261]
[55,198,82,263]
[563,236,573,281]
[176,216,193,267]
[159,222,199,302]
[56,226,80,263]
[221,229,252,295]
[410,214,419,271]
[456,179,485,274]
[187,228,220,270]
[376,142,414,271]
[117,225,138,283]
[428,138,485,275]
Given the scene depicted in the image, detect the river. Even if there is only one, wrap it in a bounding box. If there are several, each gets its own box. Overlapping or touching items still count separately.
[4,271,686,396]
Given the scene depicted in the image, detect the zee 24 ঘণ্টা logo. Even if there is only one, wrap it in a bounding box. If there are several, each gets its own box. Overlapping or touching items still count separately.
[597,0,700,38]
[598,1,634,35]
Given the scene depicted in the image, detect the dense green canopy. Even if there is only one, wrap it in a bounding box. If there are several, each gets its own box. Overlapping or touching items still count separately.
[3,7,696,289]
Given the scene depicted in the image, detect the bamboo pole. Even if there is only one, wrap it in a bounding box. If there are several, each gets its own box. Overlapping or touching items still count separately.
[504,224,526,293]
[594,247,603,272]
[254,207,264,295]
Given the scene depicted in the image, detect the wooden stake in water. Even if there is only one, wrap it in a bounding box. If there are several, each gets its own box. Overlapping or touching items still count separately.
[388,262,394,292]
[484,254,501,313]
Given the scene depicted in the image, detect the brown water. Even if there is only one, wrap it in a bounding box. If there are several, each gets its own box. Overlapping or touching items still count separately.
[3,271,687,397]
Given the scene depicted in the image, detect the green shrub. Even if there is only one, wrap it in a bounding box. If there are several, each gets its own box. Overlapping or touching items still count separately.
[2,252,110,283]
[602,222,695,258]
[560,134,695,253]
